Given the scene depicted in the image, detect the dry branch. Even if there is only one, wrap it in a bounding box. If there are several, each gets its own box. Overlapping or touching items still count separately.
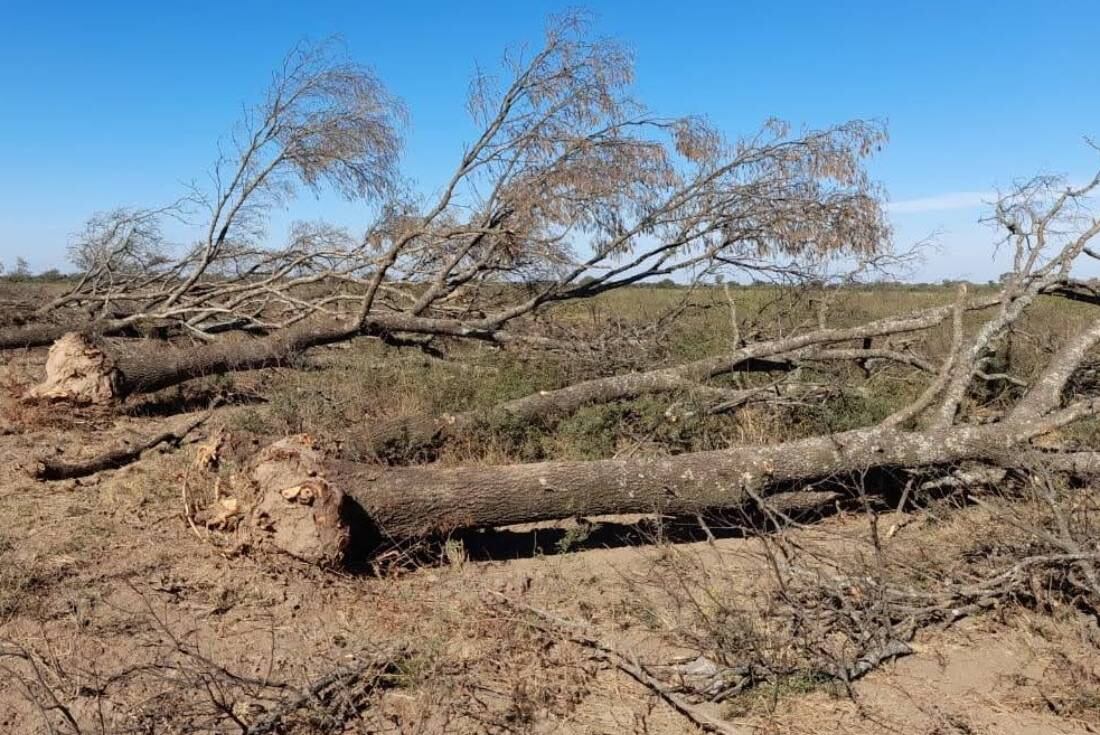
[32,406,217,481]
[243,645,407,735]
[360,304,973,460]
[491,593,746,735]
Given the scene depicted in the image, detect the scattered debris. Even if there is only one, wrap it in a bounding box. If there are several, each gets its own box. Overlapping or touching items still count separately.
[491,592,747,735]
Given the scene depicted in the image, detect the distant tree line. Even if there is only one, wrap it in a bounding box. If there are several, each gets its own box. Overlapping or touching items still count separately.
[0,257,78,283]
[0,258,1020,292]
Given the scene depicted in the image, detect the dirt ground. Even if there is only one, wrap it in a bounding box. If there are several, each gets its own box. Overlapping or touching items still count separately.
[1,346,1097,735]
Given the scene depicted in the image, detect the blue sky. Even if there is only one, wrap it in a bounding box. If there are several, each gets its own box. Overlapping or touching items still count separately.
[1,0,1098,281]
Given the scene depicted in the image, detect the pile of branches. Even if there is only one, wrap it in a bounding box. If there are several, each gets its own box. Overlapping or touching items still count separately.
[599,460,1100,718]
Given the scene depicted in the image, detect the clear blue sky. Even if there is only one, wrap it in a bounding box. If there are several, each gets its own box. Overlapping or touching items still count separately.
[2,0,1098,281]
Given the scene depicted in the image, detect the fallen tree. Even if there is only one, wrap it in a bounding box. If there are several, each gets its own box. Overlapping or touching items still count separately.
[0,321,103,351]
[22,324,360,403]
[0,309,268,351]
[241,169,1100,564]
[0,305,160,350]
[247,390,1100,564]
[358,308,964,461]
[20,310,543,403]
[23,15,894,404]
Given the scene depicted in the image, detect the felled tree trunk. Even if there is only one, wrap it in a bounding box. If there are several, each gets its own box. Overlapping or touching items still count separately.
[23,323,359,404]
[0,312,267,352]
[248,418,1064,565]
[0,322,86,350]
[251,305,1100,564]
[0,318,136,351]
[19,308,534,404]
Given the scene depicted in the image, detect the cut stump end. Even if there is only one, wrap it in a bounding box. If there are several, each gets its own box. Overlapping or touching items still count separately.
[22,332,121,404]
[250,435,351,566]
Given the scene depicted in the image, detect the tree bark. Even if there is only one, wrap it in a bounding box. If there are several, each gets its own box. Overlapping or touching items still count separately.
[20,308,523,403]
[0,313,270,352]
[248,418,1051,564]
[111,323,360,396]
[22,323,360,403]
[249,307,1100,565]
[0,319,131,351]
[0,322,77,350]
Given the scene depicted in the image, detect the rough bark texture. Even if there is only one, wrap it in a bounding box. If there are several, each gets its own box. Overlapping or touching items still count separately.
[112,322,359,396]
[249,302,1100,562]
[0,321,94,351]
[0,314,263,352]
[0,307,157,350]
[249,421,1038,563]
[20,305,536,403]
[22,323,359,403]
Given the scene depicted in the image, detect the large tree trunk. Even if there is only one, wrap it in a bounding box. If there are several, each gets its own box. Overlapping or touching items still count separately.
[0,321,84,350]
[249,304,1100,565]
[0,318,137,351]
[111,323,360,396]
[0,312,269,352]
[23,323,359,403]
[19,307,538,403]
[248,418,1061,565]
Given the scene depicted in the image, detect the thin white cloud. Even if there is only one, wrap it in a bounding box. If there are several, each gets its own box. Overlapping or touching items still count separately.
[887,191,993,215]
